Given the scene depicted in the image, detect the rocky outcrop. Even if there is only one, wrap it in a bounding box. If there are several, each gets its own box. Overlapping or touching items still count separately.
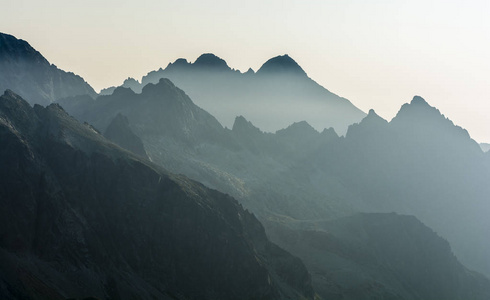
[99,77,142,95]
[104,113,148,158]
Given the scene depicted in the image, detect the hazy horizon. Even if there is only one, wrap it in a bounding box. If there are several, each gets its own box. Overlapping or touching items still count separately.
[2,0,489,143]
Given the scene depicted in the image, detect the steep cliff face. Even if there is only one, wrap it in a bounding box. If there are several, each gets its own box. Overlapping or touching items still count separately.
[0,33,96,106]
[0,90,314,300]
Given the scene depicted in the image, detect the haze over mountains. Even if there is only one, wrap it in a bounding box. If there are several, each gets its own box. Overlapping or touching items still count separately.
[0,90,314,299]
[1,32,490,299]
[62,76,490,280]
[102,53,366,135]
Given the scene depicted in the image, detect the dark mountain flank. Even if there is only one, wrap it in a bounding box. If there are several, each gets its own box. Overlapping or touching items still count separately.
[105,53,365,134]
[0,33,96,106]
[0,90,314,300]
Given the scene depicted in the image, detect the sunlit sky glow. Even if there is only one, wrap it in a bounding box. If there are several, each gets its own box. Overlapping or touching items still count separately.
[2,0,490,142]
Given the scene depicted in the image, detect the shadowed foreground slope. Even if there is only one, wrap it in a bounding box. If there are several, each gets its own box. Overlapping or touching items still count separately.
[0,90,314,300]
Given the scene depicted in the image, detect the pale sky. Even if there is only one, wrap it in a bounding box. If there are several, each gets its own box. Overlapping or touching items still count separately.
[2,0,490,142]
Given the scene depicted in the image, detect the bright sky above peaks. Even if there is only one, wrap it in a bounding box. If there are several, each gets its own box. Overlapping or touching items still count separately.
[2,0,489,142]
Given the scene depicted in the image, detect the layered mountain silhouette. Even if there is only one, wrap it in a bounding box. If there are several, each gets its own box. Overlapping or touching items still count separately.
[0,33,96,106]
[3,33,490,299]
[58,79,345,219]
[102,53,365,134]
[59,73,490,293]
[312,96,490,276]
[62,70,490,276]
[0,90,314,300]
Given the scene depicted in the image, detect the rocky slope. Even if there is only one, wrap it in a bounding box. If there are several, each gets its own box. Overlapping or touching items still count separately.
[0,33,96,106]
[104,113,148,158]
[0,90,314,300]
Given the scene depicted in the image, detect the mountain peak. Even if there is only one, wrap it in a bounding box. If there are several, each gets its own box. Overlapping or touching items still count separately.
[164,58,191,72]
[0,32,96,105]
[3,89,21,99]
[321,127,339,139]
[193,53,230,71]
[173,58,189,65]
[112,86,136,97]
[257,54,307,76]
[0,32,48,65]
[365,109,386,122]
[123,77,139,85]
[410,95,429,106]
[276,121,319,138]
[141,77,177,95]
[345,108,388,139]
[232,115,262,135]
[390,96,476,145]
[393,96,440,122]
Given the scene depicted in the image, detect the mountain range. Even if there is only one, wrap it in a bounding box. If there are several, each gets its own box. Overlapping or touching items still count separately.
[102,53,366,135]
[58,79,490,298]
[1,32,490,299]
[0,90,313,300]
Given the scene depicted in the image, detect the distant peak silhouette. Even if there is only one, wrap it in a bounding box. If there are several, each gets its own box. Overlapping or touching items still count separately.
[397,95,436,117]
[257,54,307,76]
[364,109,387,122]
[173,58,189,65]
[193,53,230,71]
[392,95,454,129]
[141,77,177,95]
[112,86,135,97]
[245,67,255,75]
[410,95,429,106]
[276,121,318,137]
[0,32,48,65]
[232,115,262,133]
[123,77,140,85]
